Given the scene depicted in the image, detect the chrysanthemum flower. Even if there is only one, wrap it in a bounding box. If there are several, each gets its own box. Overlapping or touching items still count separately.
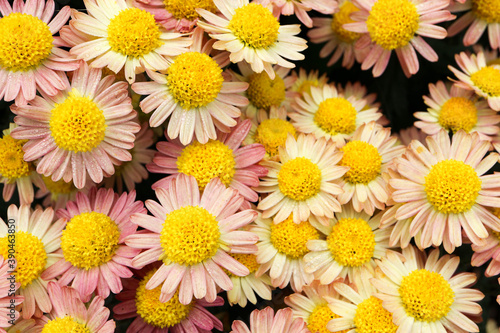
[10,61,140,189]
[389,129,500,253]
[0,124,45,205]
[344,0,454,77]
[396,126,427,147]
[289,85,382,147]
[338,81,381,112]
[2,319,35,333]
[34,176,90,211]
[303,205,393,285]
[41,188,145,302]
[0,257,23,328]
[0,205,64,319]
[125,174,258,305]
[256,134,348,224]
[147,119,266,208]
[449,51,500,111]
[231,307,308,333]
[0,0,79,106]
[258,0,337,28]
[63,0,191,84]
[334,122,405,214]
[372,246,484,333]
[470,207,500,277]
[132,28,246,144]
[113,265,224,332]
[290,68,329,97]
[29,282,115,333]
[196,0,307,79]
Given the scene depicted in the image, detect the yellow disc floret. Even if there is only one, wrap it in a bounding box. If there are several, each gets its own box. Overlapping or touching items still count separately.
[424,159,481,214]
[472,0,500,23]
[340,141,382,184]
[163,0,217,20]
[0,231,47,288]
[136,270,194,328]
[228,3,280,49]
[176,140,235,191]
[160,206,220,266]
[0,135,31,180]
[366,0,419,50]
[247,72,286,110]
[278,157,322,201]
[41,316,91,333]
[438,97,478,133]
[331,1,362,43]
[167,52,224,109]
[107,8,162,58]
[224,253,260,277]
[308,304,346,333]
[254,119,296,157]
[327,218,376,267]
[314,97,357,135]
[270,215,319,259]
[61,212,120,270]
[50,89,106,153]
[399,269,454,322]
[470,66,500,97]
[353,296,398,333]
[42,176,75,195]
[0,13,53,72]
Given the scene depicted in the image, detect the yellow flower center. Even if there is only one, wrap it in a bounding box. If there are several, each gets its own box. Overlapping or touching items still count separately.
[136,270,194,328]
[42,317,90,333]
[438,97,478,133]
[491,230,500,242]
[167,52,224,109]
[424,160,481,214]
[42,176,75,195]
[314,97,358,135]
[176,140,235,191]
[399,269,454,322]
[270,215,319,259]
[278,157,322,201]
[224,253,260,277]
[0,135,31,180]
[327,218,376,267]
[107,8,162,58]
[470,66,500,97]
[163,0,217,20]
[0,231,47,288]
[308,305,346,333]
[353,296,398,333]
[472,0,500,23]
[331,1,361,43]
[228,3,280,49]
[160,206,220,266]
[247,72,286,110]
[50,89,106,153]
[0,13,53,72]
[61,212,120,270]
[366,0,419,50]
[254,119,296,157]
[340,141,382,184]
[297,80,320,95]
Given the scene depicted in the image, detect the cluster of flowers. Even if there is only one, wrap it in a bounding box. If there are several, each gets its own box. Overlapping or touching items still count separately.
[0,0,500,332]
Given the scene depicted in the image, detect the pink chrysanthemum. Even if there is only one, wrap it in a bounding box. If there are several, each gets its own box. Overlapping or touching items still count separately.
[470,207,500,277]
[10,61,140,189]
[258,0,337,28]
[0,257,23,329]
[396,126,428,147]
[290,68,329,97]
[41,188,145,303]
[125,174,259,305]
[231,307,308,333]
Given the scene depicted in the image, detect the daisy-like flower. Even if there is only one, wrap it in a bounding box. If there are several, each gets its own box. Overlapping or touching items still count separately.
[113,265,224,332]
[63,0,191,84]
[334,122,405,214]
[124,174,259,305]
[132,28,247,144]
[257,134,348,224]
[303,204,393,285]
[396,126,427,147]
[147,119,266,208]
[389,129,500,253]
[415,80,500,140]
[470,207,500,277]
[0,0,79,106]
[372,246,484,333]
[28,282,115,333]
[307,0,367,69]
[0,124,45,205]
[0,257,23,329]
[196,0,308,79]
[41,187,145,302]
[0,205,65,319]
[10,61,140,189]
[449,51,500,111]
[289,84,382,147]
[258,0,337,28]
[338,81,381,112]
[231,307,308,333]
[290,68,329,97]
[344,0,454,77]
[35,176,90,211]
